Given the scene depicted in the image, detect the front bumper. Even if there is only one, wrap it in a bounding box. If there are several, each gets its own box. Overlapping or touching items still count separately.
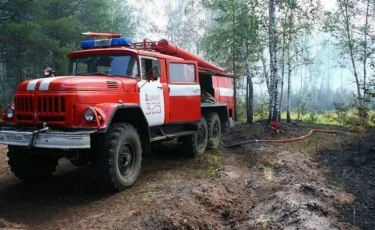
[0,126,96,149]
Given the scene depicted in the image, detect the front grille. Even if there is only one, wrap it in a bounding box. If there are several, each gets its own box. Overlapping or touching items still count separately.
[14,95,67,123]
[15,96,33,112]
[37,96,66,113]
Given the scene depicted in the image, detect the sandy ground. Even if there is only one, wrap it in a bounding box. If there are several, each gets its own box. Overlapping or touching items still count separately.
[0,122,371,230]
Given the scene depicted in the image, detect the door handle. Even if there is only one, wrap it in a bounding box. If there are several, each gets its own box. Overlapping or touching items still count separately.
[157,86,163,89]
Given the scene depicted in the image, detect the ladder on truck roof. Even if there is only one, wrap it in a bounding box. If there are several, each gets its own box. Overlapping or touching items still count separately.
[131,39,233,78]
[81,32,233,78]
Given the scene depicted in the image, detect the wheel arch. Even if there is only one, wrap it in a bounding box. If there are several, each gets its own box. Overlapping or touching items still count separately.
[98,105,151,155]
[201,104,228,131]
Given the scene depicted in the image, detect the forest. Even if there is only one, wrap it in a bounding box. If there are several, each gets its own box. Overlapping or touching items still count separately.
[2,1,375,229]
[0,0,374,126]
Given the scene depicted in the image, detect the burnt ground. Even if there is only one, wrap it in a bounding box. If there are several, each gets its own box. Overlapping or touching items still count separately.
[319,135,375,230]
[0,121,373,229]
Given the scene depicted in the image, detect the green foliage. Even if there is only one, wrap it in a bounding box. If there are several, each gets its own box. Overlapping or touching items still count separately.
[296,97,308,120]
[333,102,349,125]
[368,110,375,123]
[0,0,138,104]
[332,102,370,136]
[201,0,260,72]
[235,98,247,122]
[306,112,318,124]
[198,153,223,179]
[254,103,269,120]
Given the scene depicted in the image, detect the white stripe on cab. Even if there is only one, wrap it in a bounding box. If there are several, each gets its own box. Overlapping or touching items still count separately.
[169,84,201,96]
[26,79,39,91]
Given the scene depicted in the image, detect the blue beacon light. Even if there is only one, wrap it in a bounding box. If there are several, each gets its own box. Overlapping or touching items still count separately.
[80,37,133,49]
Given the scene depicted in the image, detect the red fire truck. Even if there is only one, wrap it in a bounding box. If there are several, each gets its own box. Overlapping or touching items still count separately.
[0,32,234,191]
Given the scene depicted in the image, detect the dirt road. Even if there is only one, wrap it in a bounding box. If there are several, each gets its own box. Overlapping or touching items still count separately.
[0,123,370,229]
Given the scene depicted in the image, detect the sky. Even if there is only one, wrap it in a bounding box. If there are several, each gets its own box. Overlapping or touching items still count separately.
[322,0,336,11]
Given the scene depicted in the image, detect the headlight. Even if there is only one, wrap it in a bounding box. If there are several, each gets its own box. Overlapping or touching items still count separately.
[5,107,14,119]
[83,108,95,122]
[43,67,52,76]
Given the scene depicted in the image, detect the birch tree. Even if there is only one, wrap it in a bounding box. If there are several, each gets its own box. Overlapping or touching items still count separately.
[326,0,375,110]
[278,0,321,122]
[202,0,261,123]
[268,0,280,121]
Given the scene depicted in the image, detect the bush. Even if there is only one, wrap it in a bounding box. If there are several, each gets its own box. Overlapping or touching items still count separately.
[306,112,318,124]
[333,102,349,125]
[296,98,308,120]
[346,109,368,133]
[254,103,268,120]
[368,110,375,124]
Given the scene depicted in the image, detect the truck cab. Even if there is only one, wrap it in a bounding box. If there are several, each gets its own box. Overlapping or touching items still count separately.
[0,32,234,192]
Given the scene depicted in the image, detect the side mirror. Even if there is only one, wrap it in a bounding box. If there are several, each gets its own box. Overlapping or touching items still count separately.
[43,66,55,77]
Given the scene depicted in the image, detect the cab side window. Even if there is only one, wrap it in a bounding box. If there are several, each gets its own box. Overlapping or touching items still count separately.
[169,63,195,83]
[141,57,160,80]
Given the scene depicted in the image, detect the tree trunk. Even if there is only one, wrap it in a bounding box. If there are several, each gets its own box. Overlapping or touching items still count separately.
[241,41,253,124]
[232,0,237,121]
[278,8,289,121]
[247,75,254,123]
[268,0,279,121]
[363,0,370,105]
[260,50,272,121]
[341,0,362,105]
[286,46,292,123]
[278,42,286,121]
[260,49,271,95]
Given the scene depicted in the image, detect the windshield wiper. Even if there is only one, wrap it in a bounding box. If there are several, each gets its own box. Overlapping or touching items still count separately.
[75,72,113,76]
[74,72,137,78]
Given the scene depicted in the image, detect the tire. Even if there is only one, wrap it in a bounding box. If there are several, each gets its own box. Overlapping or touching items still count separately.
[181,117,208,158]
[95,123,142,192]
[205,112,221,149]
[7,146,58,183]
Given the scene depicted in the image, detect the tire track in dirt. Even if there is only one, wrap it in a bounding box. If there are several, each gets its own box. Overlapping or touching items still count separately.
[0,124,363,229]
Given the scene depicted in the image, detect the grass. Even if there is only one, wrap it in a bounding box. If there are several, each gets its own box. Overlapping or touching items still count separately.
[261,166,275,182]
[253,109,375,128]
[197,153,223,179]
[337,180,346,191]
[320,166,331,175]
[253,111,344,126]
[257,214,274,229]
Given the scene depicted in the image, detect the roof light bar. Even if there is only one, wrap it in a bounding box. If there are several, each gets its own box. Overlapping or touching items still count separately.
[80,37,133,49]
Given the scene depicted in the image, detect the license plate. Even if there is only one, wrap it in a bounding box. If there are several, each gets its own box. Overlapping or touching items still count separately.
[0,133,32,143]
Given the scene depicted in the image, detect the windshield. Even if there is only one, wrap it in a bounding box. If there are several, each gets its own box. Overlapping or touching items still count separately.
[68,54,139,78]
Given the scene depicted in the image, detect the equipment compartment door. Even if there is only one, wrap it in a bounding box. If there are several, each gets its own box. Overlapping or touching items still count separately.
[166,60,200,123]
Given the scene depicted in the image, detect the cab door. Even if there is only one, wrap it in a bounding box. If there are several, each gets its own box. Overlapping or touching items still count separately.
[137,56,165,127]
[166,60,201,123]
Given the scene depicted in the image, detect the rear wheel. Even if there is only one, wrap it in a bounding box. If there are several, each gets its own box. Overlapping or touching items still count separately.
[95,123,142,192]
[181,117,208,157]
[7,146,58,183]
[205,112,221,149]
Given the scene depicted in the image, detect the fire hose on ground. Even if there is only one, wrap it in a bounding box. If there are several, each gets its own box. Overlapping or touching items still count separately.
[219,129,362,148]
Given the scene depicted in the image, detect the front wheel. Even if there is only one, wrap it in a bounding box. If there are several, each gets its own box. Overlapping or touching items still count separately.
[181,117,208,157]
[7,146,58,183]
[95,123,142,192]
